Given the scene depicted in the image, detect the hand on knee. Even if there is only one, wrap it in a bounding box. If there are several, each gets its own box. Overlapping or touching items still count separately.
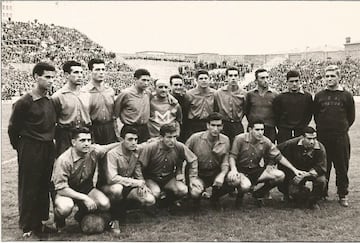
[174,183,188,197]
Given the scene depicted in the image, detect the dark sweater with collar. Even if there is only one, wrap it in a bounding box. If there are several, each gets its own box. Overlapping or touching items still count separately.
[313,88,355,135]
[8,92,56,149]
[273,90,313,129]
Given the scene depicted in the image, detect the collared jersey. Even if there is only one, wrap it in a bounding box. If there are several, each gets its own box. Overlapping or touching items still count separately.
[245,88,278,127]
[148,96,182,138]
[139,140,197,179]
[230,133,282,170]
[186,131,230,177]
[277,136,326,176]
[8,90,56,148]
[114,86,150,125]
[186,87,216,120]
[51,144,107,191]
[105,142,144,185]
[52,83,91,127]
[80,82,116,123]
[214,85,247,122]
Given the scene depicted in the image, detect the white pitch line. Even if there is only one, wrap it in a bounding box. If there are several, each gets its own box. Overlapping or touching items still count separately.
[2,157,17,165]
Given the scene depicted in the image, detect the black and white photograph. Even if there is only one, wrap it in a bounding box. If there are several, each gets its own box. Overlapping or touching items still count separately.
[1,1,360,241]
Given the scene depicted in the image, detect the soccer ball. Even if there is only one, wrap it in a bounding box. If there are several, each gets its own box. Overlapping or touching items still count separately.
[80,213,111,234]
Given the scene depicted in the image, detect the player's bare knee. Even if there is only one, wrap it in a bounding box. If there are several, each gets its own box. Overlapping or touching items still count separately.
[55,197,74,217]
[174,182,188,197]
[141,193,156,207]
[97,196,111,211]
[109,184,124,201]
[272,170,285,184]
[189,186,202,199]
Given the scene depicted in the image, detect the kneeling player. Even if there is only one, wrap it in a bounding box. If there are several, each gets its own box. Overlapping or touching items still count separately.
[277,126,327,209]
[51,127,119,233]
[100,127,155,228]
[138,123,201,209]
[186,112,233,209]
[227,120,307,207]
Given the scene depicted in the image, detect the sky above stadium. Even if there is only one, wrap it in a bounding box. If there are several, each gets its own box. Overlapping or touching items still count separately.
[10,1,360,55]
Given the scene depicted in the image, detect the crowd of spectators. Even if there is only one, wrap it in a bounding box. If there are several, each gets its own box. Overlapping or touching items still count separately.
[245,58,360,95]
[179,60,253,90]
[1,20,134,99]
[125,55,191,63]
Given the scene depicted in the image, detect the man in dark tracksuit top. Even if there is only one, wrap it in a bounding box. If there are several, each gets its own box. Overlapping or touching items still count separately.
[314,65,355,207]
[277,126,327,209]
[273,70,313,144]
[8,62,57,237]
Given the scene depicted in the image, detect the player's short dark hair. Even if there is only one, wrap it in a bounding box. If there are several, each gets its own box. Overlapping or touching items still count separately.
[71,127,91,139]
[325,65,340,77]
[206,112,223,124]
[134,69,150,79]
[63,61,82,74]
[160,123,177,136]
[32,62,55,78]
[195,69,209,79]
[303,126,316,135]
[255,68,268,80]
[248,119,265,129]
[88,58,105,70]
[225,66,239,76]
[169,74,183,85]
[120,126,139,139]
[286,70,300,81]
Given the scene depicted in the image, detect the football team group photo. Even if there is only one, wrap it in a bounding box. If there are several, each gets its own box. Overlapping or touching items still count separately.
[1,1,360,241]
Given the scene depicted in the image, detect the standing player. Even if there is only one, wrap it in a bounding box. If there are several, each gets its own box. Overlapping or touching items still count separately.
[214,67,247,144]
[114,69,151,143]
[184,69,216,140]
[314,65,355,207]
[148,79,182,138]
[273,70,313,144]
[8,62,57,237]
[52,61,91,157]
[81,58,118,145]
[245,69,278,143]
[169,74,189,142]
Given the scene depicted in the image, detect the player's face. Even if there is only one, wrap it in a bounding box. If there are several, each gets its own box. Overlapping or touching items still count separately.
[197,74,210,88]
[161,132,178,148]
[302,132,317,149]
[256,71,269,88]
[325,70,340,88]
[287,76,301,92]
[91,63,106,83]
[155,81,170,98]
[226,70,240,86]
[171,78,184,94]
[136,75,151,90]
[72,133,92,154]
[68,66,83,86]
[250,124,264,141]
[123,133,138,151]
[207,120,223,137]
[35,70,55,91]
